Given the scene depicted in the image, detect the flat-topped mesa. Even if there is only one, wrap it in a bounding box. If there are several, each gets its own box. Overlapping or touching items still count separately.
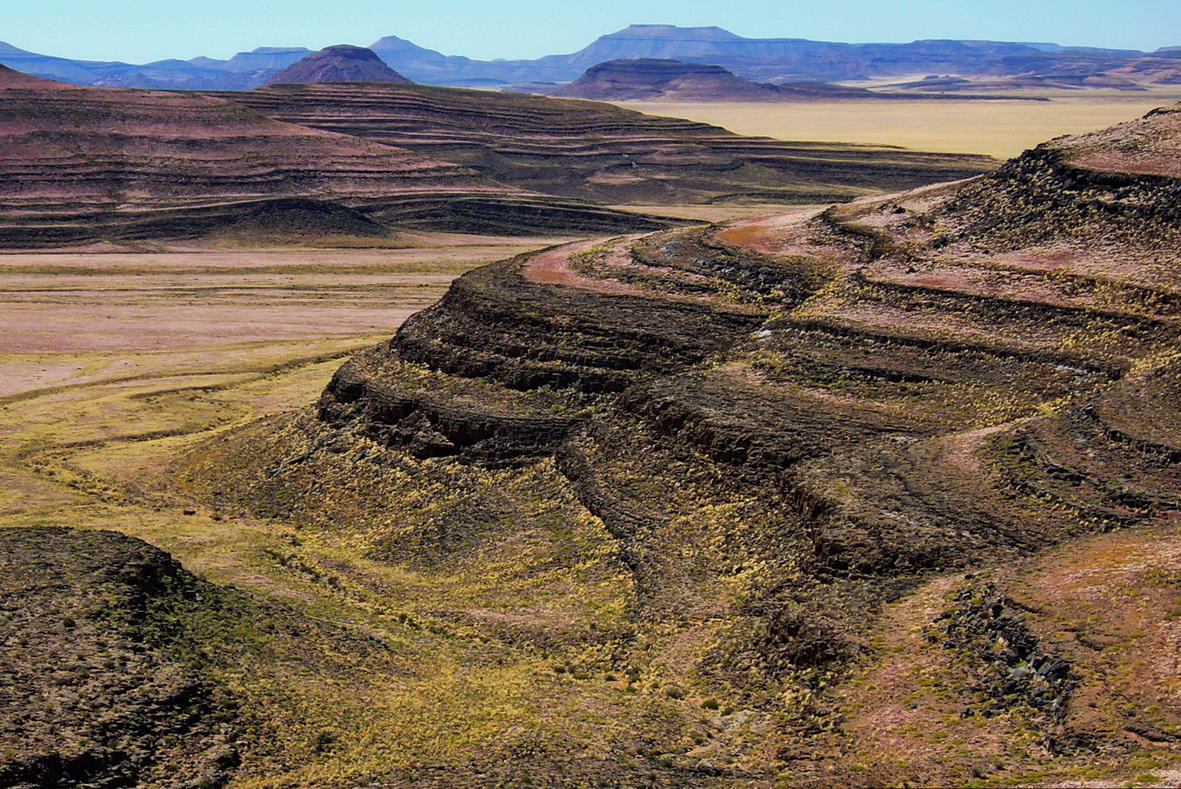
[262,44,412,86]
[553,58,886,102]
[220,81,997,206]
[555,58,777,101]
[0,65,483,244]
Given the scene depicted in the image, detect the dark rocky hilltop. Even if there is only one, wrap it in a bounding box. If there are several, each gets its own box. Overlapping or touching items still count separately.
[262,44,411,86]
[180,104,1181,786]
[0,528,241,788]
[0,526,413,788]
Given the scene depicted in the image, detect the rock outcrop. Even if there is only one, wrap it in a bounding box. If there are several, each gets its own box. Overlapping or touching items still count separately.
[0,527,241,789]
[186,102,1180,608]
[262,45,411,86]
[177,101,1181,788]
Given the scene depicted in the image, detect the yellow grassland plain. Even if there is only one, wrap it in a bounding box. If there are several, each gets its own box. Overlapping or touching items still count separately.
[616,87,1181,159]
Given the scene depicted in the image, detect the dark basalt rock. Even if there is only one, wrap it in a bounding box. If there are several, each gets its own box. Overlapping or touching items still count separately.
[0,527,240,789]
[184,105,1181,731]
[932,582,1074,749]
[391,256,765,393]
[220,81,998,206]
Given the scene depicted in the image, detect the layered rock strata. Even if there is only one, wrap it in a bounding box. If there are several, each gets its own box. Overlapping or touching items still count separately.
[221,81,998,205]
[0,66,667,246]
[179,104,1181,785]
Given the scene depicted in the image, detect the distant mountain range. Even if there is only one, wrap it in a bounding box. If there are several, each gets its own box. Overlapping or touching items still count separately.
[2,24,1179,91]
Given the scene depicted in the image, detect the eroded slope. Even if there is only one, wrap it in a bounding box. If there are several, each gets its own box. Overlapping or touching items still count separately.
[0,66,667,247]
[0,527,240,788]
[179,104,1181,785]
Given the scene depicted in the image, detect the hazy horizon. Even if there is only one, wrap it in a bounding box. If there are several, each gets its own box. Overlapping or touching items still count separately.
[1,0,1177,65]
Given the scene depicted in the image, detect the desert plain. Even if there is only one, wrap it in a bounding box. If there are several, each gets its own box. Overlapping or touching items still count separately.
[621,88,1181,158]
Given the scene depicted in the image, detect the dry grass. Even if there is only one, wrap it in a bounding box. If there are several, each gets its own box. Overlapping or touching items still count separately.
[615,89,1181,159]
[0,240,543,395]
[0,238,743,786]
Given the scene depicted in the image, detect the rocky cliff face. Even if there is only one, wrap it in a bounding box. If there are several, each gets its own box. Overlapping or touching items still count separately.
[179,106,1181,785]
[262,45,411,86]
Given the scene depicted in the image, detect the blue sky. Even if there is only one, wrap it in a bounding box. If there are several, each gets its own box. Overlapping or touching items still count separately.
[2,0,1177,63]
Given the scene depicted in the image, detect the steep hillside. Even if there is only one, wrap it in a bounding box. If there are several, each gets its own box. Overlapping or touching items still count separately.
[263,45,411,86]
[0,525,429,788]
[552,59,883,101]
[0,66,667,247]
[179,104,1181,785]
[219,81,997,205]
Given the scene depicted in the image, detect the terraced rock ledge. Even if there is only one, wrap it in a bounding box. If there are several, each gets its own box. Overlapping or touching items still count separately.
[220,81,997,206]
[179,105,1181,786]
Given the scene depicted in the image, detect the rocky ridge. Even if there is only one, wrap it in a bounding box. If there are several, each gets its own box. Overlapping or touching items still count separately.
[0,65,671,246]
[0,527,240,789]
[179,103,1181,784]
[4,25,1177,90]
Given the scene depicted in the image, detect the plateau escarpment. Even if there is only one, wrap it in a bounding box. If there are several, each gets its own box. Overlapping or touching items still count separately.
[179,107,1181,785]
[0,66,666,247]
[219,80,997,206]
